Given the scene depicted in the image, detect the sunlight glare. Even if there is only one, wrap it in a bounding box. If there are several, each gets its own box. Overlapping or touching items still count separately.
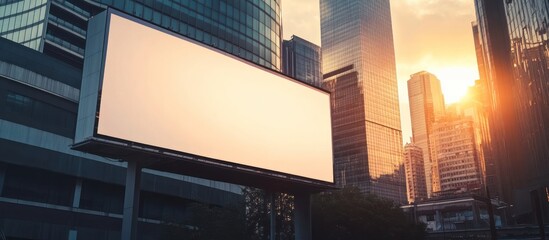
[430,67,478,105]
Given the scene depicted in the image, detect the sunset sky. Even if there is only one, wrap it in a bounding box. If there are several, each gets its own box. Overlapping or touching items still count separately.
[281,0,480,143]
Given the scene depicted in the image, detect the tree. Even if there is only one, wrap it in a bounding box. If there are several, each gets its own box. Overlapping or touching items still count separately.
[187,187,295,240]
[312,187,426,240]
[242,187,295,240]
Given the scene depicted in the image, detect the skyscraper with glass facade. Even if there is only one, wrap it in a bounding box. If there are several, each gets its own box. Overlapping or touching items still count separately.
[0,0,282,238]
[320,0,406,203]
[407,71,445,198]
[474,0,549,224]
[474,0,519,205]
[282,35,322,87]
[504,0,549,224]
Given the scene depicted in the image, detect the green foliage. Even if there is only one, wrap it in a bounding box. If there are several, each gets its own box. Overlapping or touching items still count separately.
[242,187,270,240]
[312,187,426,240]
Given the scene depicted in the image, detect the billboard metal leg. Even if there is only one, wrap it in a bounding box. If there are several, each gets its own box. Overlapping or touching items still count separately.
[268,191,276,240]
[0,166,5,196]
[121,161,142,240]
[294,193,311,240]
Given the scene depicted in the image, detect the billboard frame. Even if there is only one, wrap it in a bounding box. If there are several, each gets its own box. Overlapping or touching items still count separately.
[73,9,335,193]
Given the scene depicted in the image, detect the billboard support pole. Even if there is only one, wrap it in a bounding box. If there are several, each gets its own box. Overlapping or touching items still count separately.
[268,191,276,240]
[0,166,5,196]
[121,161,142,240]
[294,193,311,240]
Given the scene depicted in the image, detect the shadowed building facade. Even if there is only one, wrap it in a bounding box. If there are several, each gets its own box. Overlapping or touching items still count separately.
[504,0,549,223]
[0,0,282,238]
[282,35,322,87]
[320,0,406,203]
[404,142,427,203]
[474,0,549,223]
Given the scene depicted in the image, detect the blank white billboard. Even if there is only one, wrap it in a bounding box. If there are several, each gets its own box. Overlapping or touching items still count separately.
[97,14,334,183]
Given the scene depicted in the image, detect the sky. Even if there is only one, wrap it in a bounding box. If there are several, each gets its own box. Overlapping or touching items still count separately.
[281,0,480,143]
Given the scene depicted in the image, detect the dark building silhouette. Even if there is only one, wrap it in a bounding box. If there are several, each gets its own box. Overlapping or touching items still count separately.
[474,0,520,204]
[504,0,549,224]
[474,0,549,224]
[0,0,282,238]
[282,35,322,87]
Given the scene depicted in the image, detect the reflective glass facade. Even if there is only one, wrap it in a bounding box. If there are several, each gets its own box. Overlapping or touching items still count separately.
[505,0,549,223]
[282,35,322,87]
[0,0,283,238]
[0,0,47,50]
[320,0,406,203]
[475,0,549,223]
[1,0,282,70]
[407,71,445,198]
[93,0,282,70]
[474,0,520,204]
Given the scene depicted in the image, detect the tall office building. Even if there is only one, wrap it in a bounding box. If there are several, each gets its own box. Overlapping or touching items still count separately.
[504,0,549,223]
[430,107,482,194]
[403,142,427,203]
[0,0,282,238]
[0,0,103,67]
[320,0,406,203]
[474,0,521,203]
[282,35,322,87]
[407,71,445,198]
[474,0,549,223]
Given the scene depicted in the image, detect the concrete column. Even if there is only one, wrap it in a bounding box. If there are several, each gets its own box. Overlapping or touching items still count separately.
[72,178,83,208]
[531,190,546,240]
[0,167,5,196]
[472,202,481,228]
[294,193,311,240]
[68,229,77,240]
[435,210,443,232]
[121,161,142,240]
[268,191,276,240]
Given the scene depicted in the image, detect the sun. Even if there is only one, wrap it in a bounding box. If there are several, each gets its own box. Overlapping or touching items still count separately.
[430,67,479,105]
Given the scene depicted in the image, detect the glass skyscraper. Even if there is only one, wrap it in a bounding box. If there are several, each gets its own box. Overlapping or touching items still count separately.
[474,0,519,204]
[407,71,445,198]
[0,0,282,238]
[474,0,549,224]
[282,35,322,87]
[504,0,549,224]
[320,0,406,203]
